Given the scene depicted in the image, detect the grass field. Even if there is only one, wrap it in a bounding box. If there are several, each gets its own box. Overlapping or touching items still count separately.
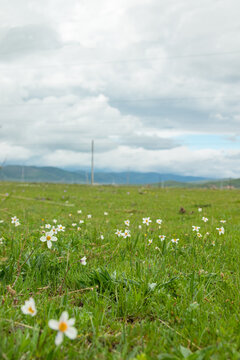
[0,183,240,359]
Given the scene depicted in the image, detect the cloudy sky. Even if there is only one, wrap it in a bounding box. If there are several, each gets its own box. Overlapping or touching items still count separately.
[0,0,240,178]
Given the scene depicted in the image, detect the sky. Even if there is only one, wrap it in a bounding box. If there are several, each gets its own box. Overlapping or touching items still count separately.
[0,0,240,178]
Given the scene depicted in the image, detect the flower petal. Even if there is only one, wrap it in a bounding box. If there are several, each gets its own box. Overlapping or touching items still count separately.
[40,236,46,242]
[21,305,29,314]
[68,318,75,326]
[48,320,59,330]
[55,331,64,346]
[51,236,57,242]
[65,326,77,339]
[47,240,52,249]
[59,311,69,322]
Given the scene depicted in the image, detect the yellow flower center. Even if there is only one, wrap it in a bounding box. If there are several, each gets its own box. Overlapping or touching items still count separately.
[59,321,68,332]
[46,235,51,241]
[28,306,35,314]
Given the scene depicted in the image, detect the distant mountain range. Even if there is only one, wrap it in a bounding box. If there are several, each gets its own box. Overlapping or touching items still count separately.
[0,165,210,185]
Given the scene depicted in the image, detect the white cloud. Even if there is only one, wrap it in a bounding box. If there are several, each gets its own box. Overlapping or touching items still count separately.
[0,0,240,177]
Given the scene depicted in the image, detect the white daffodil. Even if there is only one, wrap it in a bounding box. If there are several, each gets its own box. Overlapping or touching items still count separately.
[171,238,179,244]
[198,208,202,212]
[40,231,57,249]
[0,220,4,223]
[159,235,166,241]
[79,220,84,224]
[87,214,92,219]
[51,226,58,234]
[80,256,87,265]
[53,219,57,224]
[104,212,108,216]
[57,224,65,232]
[77,210,82,214]
[15,221,20,227]
[11,216,18,224]
[100,235,104,240]
[45,224,51,229]
[148,283,157,291]
[48,311,77,346]
[216,227,224,235]
[192,226,200,232]
[72,223,77,227]
[148,239,153,245]
[142,217,152,226]
[220,220,226,223]
[156,219,162,225]
[122,229,131,238]
[197,233,202,238]
[115,229,122,237]
[21,297,37,317]
[124,220,130,226]
[138,225,142,229]
[202,217,208,222]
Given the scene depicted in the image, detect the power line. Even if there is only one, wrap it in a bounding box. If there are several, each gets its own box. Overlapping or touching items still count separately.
[0,49,240,69]
[0,94,238,108]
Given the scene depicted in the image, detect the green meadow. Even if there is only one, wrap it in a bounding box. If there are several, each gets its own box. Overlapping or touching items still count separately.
[0,182,240,359]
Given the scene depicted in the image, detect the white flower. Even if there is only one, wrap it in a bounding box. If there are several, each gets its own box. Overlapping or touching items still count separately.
[159,235,166,241]
[192,226,200,232]
[21,297,37,316]
[148,239,153,245]
[198,208,202,212]
[15,221,20,227]
[79,220,84,224]
[48,311,77,346]
[212,241,215,246]
[45,224,51,229]
[115,229,122,237]
[216,227,224,235]
[171,238,179,244]
[11,216,18,224]
[124,220,130,226]
[77,227,81,231]
[202,217,208,222]
[156,219,162,225]
[138,225,142,229]
[104,212,108,216]
[0,220,4,223]
[220,220,226,223]
[87,214,92,219]
[197,233,202,238]
[122,229,131,238]
[77,210,82,214]
[100,235,104,240]
[57,224,65,232]
[142,217,152,226]
[148,283,157,291]
[53,219,57,224]
[40,231,57,249]
[0,237,3,245]
[51,226,58,234]
[80,256,87,265]
[72,223,77,227]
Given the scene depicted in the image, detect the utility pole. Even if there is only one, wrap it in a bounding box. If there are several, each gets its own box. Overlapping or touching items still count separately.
[91,140,94,185]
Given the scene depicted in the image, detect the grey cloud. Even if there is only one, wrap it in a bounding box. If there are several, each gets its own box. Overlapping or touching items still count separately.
[0,24,61,60]
[118,134,179,150]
